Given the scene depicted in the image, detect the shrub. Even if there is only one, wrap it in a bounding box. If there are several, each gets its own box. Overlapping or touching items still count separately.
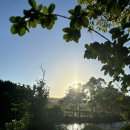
[83,124,102,130]
[5,116,29,130]
[121,125,130,130]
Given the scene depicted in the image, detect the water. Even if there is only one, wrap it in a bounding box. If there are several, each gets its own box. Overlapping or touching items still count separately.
[59,121,129,130]
[97,122,128,130]
[66,123,84,130]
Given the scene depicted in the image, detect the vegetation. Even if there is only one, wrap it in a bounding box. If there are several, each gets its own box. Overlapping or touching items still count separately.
[59,83,85,119]
[0,77,130,130]
[0,78,57,130]
[59,77,130,123]
[121,125,130,130]
[0,80,33,129]
[0,0,130,130]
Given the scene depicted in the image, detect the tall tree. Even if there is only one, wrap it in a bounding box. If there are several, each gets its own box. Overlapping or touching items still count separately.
[60,84,86,118]
[82,77,130,121]
[82,77,106,114]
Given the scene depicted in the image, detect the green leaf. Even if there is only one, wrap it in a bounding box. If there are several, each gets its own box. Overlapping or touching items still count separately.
[74,5,81,16]
[29,21,36,28]
[41,23,45,28]
[118,34,129,45]
[63,28,70,33]
[104,70,108,75]
[37,4,42,11]
[46,19,55,30]
[68,9,74,15]
[43,6,48,14]
[23,10,30,17]
[28,0,36,9]
[88,11,97,19]
[82,17,89,27]
[18,27,26,36]
[40,18,45,28]
[63,34,69,42]
[73,29,81,43]
[9,16,16,23]
[70,18,76,28]
[10,25,16,34]
[48,3,55,14]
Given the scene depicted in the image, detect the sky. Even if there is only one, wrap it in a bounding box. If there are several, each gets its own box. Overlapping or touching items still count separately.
[0,0,112,98]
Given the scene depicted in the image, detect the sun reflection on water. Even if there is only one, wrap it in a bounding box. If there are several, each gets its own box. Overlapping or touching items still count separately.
[66,123,84,130]
[73,123,78,130]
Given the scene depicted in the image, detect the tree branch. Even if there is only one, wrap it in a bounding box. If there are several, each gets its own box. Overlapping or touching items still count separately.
[54,13,112,43]
[54,14,70,20]
[87,26,112,43]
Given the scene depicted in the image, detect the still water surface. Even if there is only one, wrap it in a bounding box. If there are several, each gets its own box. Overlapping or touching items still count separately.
[61,122,129,130]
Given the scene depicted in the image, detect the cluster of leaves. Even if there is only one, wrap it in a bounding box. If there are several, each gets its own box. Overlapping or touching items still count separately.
[78,0,130,91]
[78,0,130,32]
[10,0,57,36]
[63,5,89,42]
[5,116,29,130]
[84,27,130,92]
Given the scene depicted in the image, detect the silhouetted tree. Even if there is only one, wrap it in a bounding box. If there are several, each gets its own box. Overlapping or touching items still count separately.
[0,80,33,129]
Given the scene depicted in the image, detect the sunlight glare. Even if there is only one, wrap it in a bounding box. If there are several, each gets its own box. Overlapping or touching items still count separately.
[73,84,78,89]
[73,123,79,130]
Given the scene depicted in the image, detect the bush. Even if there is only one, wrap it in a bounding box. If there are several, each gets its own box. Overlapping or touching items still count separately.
[83,124,102,130]
[5,119,26,130]
[5,115,29,130]
[121,125,130,130]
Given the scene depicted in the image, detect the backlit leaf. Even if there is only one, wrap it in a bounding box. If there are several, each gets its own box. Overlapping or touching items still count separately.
[28,0,36,9]
[18,27,26,36]
[43,6,48,14]
[48,3,55,14]
[10,25,16,34]
[9,16,16,23]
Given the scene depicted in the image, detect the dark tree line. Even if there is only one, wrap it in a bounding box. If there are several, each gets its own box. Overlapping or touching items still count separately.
[0,77,130,130]
[0,79,59,130]
[0,80,33,129]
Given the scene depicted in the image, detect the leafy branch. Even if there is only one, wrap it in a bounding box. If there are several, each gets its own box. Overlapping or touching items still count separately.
[10,0,111,43]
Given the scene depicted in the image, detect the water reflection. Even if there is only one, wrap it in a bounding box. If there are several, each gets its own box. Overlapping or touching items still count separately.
[66,123,84,130]
[73,124,78,130]
[61,121,129,130]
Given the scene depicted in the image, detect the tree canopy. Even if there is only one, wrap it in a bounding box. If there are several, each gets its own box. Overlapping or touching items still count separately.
[59,77,130,123]
[0,78,57,130]
[9,0,130,92]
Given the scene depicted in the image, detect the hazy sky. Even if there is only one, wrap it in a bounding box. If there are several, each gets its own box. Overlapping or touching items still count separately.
[0,0,112,98]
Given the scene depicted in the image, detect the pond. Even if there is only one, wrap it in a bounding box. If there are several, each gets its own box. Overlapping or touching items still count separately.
[58,121,129,130]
